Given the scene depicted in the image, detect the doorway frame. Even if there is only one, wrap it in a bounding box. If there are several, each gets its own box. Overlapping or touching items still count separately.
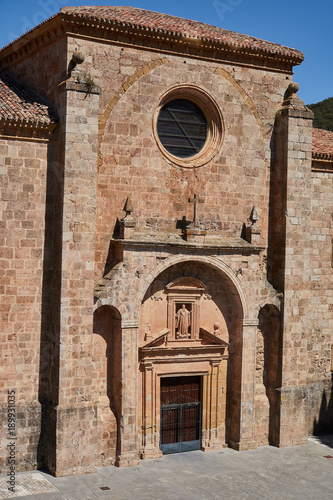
[139,354,228,460]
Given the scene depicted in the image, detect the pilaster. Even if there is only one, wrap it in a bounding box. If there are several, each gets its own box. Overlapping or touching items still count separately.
[116,320,140,467]
[48,79,101,476]
[272,83,313,446]
[140,361,163,460]
[230,318,258,451]
[201,360,226,451]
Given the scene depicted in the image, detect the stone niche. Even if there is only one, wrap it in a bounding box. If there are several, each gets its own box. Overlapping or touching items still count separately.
[166,277,205,340]
[140,273,230,346]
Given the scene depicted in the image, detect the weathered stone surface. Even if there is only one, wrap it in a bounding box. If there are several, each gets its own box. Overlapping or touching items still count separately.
[0,7,332,477]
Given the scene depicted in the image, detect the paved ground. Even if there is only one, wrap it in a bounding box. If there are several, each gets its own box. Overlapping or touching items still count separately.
[1,436,333,500]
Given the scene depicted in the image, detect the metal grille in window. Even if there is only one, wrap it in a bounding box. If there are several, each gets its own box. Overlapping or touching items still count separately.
[157,99,207,158]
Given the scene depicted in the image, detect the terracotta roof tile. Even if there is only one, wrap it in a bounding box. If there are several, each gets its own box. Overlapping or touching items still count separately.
[312,128,333,160]
[60,6,304,61]
[0,70,57,126]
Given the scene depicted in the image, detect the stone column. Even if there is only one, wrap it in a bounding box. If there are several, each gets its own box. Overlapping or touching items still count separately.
[116,320,140,467]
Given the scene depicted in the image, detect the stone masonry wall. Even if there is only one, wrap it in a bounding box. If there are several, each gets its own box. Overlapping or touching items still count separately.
[44,79,102,476]
[306,169,333,434]
[309,170,333,383]
[64,36,294,280]
[2,26,327,475]
[4,36,68,103]
[71,32,294,459]
[0,135,50,471]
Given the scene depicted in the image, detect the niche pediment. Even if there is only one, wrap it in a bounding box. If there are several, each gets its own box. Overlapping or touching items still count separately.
[165,277,206,292]
[140,325,228,356]
[199,328,229,348]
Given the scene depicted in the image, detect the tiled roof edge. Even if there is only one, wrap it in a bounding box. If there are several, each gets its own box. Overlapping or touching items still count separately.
[59,6,304,62]
[312,128,333,161]
[0,69,58,127]
[0,7,303,65]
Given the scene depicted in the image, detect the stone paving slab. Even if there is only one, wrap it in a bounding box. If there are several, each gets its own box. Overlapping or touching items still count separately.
[1,437,333,500]
[0,473,59,499]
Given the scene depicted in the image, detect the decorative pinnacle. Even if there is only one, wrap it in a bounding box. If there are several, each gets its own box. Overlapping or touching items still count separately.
[72,51,85,66]
[282,81,304,109]
[120,196,136,235]
[288,82,299,96]
[123,196,134,216]
[250,206,259,225]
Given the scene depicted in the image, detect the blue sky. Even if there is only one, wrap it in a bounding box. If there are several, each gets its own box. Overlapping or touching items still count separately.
[0,0,332,104]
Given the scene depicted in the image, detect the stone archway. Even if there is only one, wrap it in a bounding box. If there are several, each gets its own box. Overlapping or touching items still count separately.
[95,253,261,462]
[138,270,229,458]
[138,255,248,320]
[136,259,257,458]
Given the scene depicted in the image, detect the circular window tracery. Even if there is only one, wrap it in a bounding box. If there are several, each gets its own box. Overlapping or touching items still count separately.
[157,99,208,159]
[153,84,223,168]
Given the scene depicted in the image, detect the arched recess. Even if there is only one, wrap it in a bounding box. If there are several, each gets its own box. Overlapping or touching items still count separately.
[140,259,244,345]
[255,304,282,447]
[95,255,249,322]
[93,305,122,465]
[139,255,248,321]
[137,256,251,454]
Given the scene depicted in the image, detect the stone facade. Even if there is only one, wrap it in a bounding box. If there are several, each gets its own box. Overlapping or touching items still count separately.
[0,6,332,477]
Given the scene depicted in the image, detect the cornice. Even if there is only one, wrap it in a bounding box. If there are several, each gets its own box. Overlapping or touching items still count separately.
[0,16,65,68]
[0,118,57,141]
[312,156,333,172]
[312,153,333,161]
[111,236,264,253]
[0,13,300,73]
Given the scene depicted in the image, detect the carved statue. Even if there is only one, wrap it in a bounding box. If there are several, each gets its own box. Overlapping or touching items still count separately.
[175,304,191,339]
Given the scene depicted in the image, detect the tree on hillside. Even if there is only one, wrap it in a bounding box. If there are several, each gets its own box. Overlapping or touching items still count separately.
[307,97,333,131]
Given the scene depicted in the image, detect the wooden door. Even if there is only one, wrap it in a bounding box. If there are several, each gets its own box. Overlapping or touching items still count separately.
[160,376,201,454]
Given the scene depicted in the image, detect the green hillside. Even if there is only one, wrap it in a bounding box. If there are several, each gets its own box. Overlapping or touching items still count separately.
[307,97,333,131]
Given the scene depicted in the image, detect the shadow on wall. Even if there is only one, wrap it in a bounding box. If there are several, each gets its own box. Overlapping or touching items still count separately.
[257,304,282,446]
[93,305,122,461]
[37,137,63,473]
[313,374,333,446]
